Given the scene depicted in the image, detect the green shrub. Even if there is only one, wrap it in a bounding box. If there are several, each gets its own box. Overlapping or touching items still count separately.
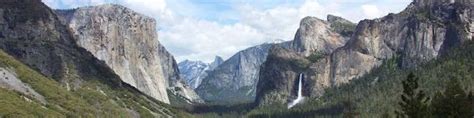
[0,50,188,117]
[306,52,325,63]
[246,41,474,117]
[0,88,63,117]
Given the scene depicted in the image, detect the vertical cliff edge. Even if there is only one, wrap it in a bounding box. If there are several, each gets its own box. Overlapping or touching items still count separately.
[0,0,183,117]
[55,4,202,104]
[256,0,473,106]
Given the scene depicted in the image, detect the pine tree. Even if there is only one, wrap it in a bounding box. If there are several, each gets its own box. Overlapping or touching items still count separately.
[431,78,474,117]
[342,99,359,118]
[396,73,430,118]
[467,91,474,117]
[469,91,474,116]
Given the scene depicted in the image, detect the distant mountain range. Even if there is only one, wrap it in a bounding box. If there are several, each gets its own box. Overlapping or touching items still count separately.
[0,0,473,117]
[178,56,223,89]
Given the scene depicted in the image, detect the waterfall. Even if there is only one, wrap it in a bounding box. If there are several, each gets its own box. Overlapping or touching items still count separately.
[288,73,304,109]
[194,76,201,89]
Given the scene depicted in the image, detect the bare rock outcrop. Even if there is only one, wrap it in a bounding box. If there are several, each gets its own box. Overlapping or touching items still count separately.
[0,0,124,91]
[256,0,473,106]
[56,4,202,104]
[256,45,310,105]
[56,4,169,103]
[291,17,347,56]
[196,43,274,104]
[0,0,190,116]
[0,67,46,104]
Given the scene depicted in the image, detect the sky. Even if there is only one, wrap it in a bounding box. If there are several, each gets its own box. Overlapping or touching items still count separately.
[43,0,411,63]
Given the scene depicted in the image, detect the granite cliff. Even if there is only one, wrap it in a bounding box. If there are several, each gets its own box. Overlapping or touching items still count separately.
[56,4,202,104]
[196,43,276,104]
[0,0,182,117]
[256,0,473,105]
[256,15,350,105]
[195,15,354,104]
[290,16,348,56]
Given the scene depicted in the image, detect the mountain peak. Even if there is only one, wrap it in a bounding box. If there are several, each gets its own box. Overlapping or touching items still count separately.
[411,0,473,8]
[292,16,347,56]
[327,14,353,25]
[67,3,155,22]
[326,14,356,37]
[209,56,224,71]
[77,3,128,10]
[213,56,224,62]
[300,16,327,27]
[413,0,452,6]
[178,59,212,89]
[0,0,54,24]
[0,0,42,6]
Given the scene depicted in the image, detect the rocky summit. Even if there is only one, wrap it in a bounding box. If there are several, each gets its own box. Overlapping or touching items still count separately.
[290,16,348,56]
[178,56,223,89]
[196,43,277,104]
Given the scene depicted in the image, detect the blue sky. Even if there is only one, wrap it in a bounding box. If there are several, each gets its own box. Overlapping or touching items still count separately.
[43,0,411,62]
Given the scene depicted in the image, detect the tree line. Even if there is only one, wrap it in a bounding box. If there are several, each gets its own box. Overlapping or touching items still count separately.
[396,73,474,118]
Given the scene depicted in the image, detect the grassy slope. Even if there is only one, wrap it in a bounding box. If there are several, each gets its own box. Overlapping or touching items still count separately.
[0,50,191,117]
[246,42,474,117]
[0,50,97,117]
[0,88,62,117]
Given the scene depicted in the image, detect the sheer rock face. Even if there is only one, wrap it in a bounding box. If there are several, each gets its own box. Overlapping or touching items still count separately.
[157,44,203,103]
[195,16,349,104]
[0,0,125,90]
[55,4,200,104]
[0,1,179,116]
[209,56,224,70]
[256,0,473,106]
[256,45,310,105]
[291,17,347,56]
[0,0,74,78]
[54,4,169,103]
[256,16,347,105]
[196,43,274,104]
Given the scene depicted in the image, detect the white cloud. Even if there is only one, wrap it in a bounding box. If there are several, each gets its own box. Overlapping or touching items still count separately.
[42,0,60,8]
[361,4,381,19]
[159,18,266,62]
[162,0,333,62]
[121,0,167,17]
[157,0,410,62]
[237,0,325,42]
[235,0,355,40]
[43,0,411,63]
[42,0,111,8]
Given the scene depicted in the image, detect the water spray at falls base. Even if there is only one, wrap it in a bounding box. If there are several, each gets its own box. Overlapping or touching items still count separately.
[288,73,304,109]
